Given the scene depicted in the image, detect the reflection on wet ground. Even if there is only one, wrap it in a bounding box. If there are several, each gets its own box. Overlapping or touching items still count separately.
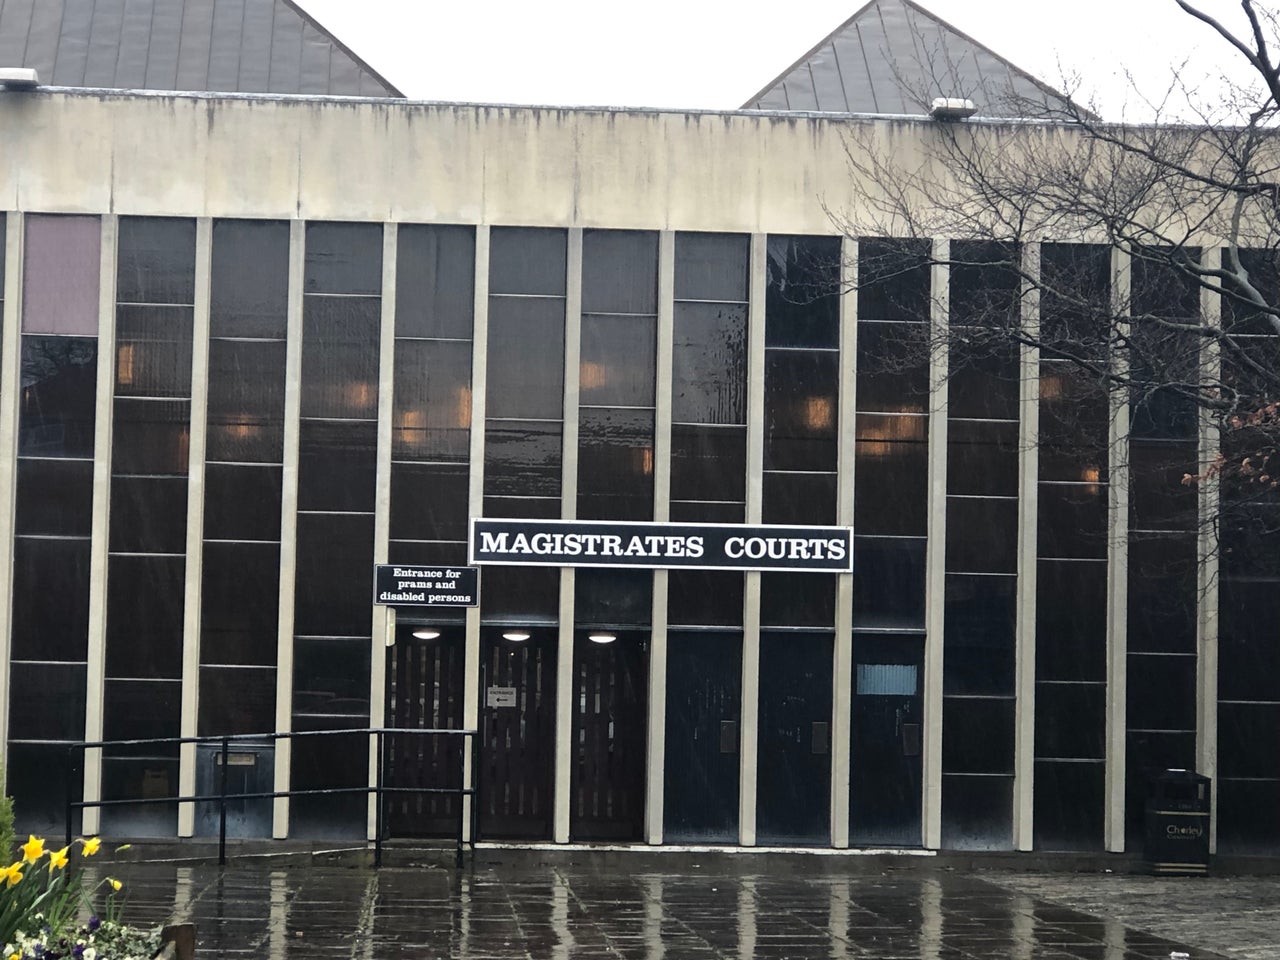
[100,859,1238,959]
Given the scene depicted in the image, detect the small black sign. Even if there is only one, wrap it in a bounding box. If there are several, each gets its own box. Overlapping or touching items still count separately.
[373,565,479,607]
[469,519,853,573]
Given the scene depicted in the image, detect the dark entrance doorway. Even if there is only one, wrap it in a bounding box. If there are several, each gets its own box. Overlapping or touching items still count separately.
[478,626,557,839]
[664,630,741,842]
[570,629,648,841]
[383,621,465,837]
[757,630,833,845]
[849,634,923,846]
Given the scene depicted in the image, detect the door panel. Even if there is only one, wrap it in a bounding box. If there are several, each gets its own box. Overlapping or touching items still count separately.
[478,627,557,839]
[849,635,924,847]
[570,631,648,841]
[757,631,833,845]
[383,624,465,838]
[664,631,741,842]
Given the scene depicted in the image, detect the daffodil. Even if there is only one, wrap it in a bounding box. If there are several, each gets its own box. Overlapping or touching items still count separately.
[47,846,69,871]
[3,862,24,887]
[20,835,44,864]
[106,877,122,892]
[80,836,101,856]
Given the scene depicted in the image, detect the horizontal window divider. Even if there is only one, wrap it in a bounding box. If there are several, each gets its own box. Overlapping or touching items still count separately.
[198,663,277,671]
[1038,480,1112,487]
[1126,727,1198,734]
[664,625,745,634]
[111,473,191,480]
[293,635,374,642]
[112,395,194,403]
[209,335,287,344]
[578,405,658,412]
[670,500,746,508]
[855,317,929,324]
[298,416,380,424]
[7,739,90,746]
[945,416,1022,425]
[942,693,1018,701]
[103,677,182,685]
[302,292,381,300]
[202,538,282,546]
[106,551,187,558]
[295,510,376,517]
[205,460,285,468]
[1127,651,1198,659]
[1036,555,1108,563]
[1033,757,1107,764]
[762,469,838,477]
[1035,679,1108,686]
[116,300,196,309]
[670,421,747,429]
[850,627,926,637]
[946,494,1020,501]
[10,659,89,667]
[14,534,93,542]
[389,460,471,468]
[944,570,1018,577]
[764,345,841,354]
[759,625,837,634]
[484,417,564,424]
[582,311,658,320]
[18,331,101,340]
[487,293,565,302]
[392,335,473,344]
[16,455,96,464]
[939,771,1016,778]
[1217,776,1280,783]
[1217,699,1280,706]
[673,298,749,307]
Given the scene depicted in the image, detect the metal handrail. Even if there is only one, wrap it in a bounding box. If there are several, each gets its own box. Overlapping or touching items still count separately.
[64,727,479,867]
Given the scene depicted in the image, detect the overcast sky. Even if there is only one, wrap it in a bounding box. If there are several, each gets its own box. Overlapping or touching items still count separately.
[300,0,1265,120]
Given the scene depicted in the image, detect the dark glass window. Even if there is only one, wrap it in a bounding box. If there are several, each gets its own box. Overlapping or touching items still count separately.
[198,667,276,736]
[1219,581,1280,701]
[855,321,930,414]
[852,537,926,629]
[941,774,1012,850]
[943,574,1016,695]
[1040,243,1110,353]
[478,566,560,623]
[668,570,744,627]
[485,297,565,420]
[765,235,840,349]
[489,227,567,296]
[117,218,196,305]
[1035,560,1106,682]
[304,222,382,296]
[11,539,91,661]
[669,424,746,507]
[204,464,283,541]
[114,305,194,399]
[1035,684,1105,758]
[8,664,86,741]
[1038,484,1107,558]
[582,230,658,314]
[948,342,1020,420]
[292,637,371,716]
[391,339,473,462]
[945,498,1018,573]
[15,459,93,536]
[300,296,381,420]
[293,514,375,639]
[762,472,837,526]
[109,476,188,554]
[1127,532,1197,653]
[200,541,280,666]
[854,414,927,536]
[389,462,470,542]
[943,698,1015,773]
[1033,762,1104,851]
[111,398,190,475]
[760,573,836,628]
[1219,703,1280,779]
[858,238,930,321]
[946,420,1017,497]
[580,315,656,408]
[672,302,747,424]
[763,351,838,473]
[674,233,749,302]
[1039,362,1109,481]
[483,420,563,498]
[1129,440,1198,531]
[297,419,378,512]
[105,554,185,678]
[1127,653,1196,730]
[396,224,475,339]
[205,339,287,462]
[577,408,654,521]
[575,568,653,626]
[18,337,98,458]
[949,240,1020,327]
[210,219,290,339]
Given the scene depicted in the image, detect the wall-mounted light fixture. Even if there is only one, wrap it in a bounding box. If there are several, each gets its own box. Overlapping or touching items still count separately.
[0,68,40,91]
[588,633,617,645]
[412,628,441,640]
[502,630,531,642]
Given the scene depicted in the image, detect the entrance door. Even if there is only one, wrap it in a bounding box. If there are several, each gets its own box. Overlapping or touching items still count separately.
[478,627,557,839]
[849,637,923,846]
[757,631,833,845]
[571,630,648,841]
[664,630,741,842]
[383,623,465,837]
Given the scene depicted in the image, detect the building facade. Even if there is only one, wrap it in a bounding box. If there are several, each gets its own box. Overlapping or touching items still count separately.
[0,88,1275,856]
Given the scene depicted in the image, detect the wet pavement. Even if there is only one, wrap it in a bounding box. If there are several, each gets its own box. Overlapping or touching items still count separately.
[88,855,1270,959]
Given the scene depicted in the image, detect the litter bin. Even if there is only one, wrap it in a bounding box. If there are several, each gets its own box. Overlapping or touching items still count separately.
[1144,769,1210,875]
[195,741,274,839]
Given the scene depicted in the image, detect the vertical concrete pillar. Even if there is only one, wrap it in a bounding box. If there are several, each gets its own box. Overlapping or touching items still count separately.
[177,218,212,837]
[739,233,767,845]
[921,239,949,850]
[831,237,858,848]
[553,228,583,843]
[1197,251,1222,853]
[82,215,118,836]
[0,214,23,765]
[463,225,490,842]
[272,220,306,839]
[1013,242,1041,851]
[1104,247,1131,853]
[646,230,675,844]
[366,223,398,840]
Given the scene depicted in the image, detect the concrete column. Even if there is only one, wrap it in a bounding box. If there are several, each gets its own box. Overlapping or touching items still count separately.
[553,227,583,843]
[366,223,397,841]
[1197,251,1222,853]
[739,233,767,845]
[177,218,212,837]
[0,214,23,765]
[1013,242,1040,851]
[921,239,949,850]
[646,230,675,844]
[81,216,118,836]
[463,225,490,842]
[1104,247,1131,853]
[831,237,858,848]
[272,220,306,839]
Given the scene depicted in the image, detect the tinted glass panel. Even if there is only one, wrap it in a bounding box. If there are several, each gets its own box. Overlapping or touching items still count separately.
[103,679,182,741]
[943,697,1015,773]
[854,414,927,536]
[942,774,1012,850]
[674,233,749,302]
[392,339,472,461]
[200,541,280,666]
[1219,580,1280,700]
[111,398,190,474]
[117,218,196,304]
[484,420,562,497]
[1127,653,1196,731]
[1036,560,1107,682]
[858,237,930,321]
[672,302,747,424]
[946,420,1017,497]
[948,343,1020,419]
[23,215,100,335]
[478,566,560,622]
[945,498,1018,573]
[577,408,654,521]
[293,637,371,717]
[760,573,836,627]
[114,305,194,398]
[762,471,837,525]
[210,219,290,339]
[15,458,93,536]
[489,228,566,296]
[1127,533,1197,653]
[575,568,653,626]
[949,240,1019,327]
[109,475,188,553]
[669,424,745,506]
[11,665,89,740]
[1219,703,1280,778]
[668,570,744,627]
[11,539,90,661]
[205,339,287,462]
[389,462,470,542]
[18,336,98,458]
[198,666,277,736]
[293,514,375,638]
[105,555,185,678]
[304,222,382,296]
[855,321,929,413]
[1130,440,1198,531]
[1040,243,1110,351]
[1033,761,1104,851]
[1038,484,1107,558]
[395,224,475,339]
[852,537,926,629]
[765,235,840,349]
[944,574,1016,695]
[486,297,565,420]
[297,419,377,512]
[8,744,83,833]
[582,230,658,314]
[580,314,656,407]
[1035,683,1105,758]
[204,463,283,541]
[300,297,381,420]
[763,351,838,472]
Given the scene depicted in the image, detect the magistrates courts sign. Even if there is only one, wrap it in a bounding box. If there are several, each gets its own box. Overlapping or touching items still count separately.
[469,519,853,574]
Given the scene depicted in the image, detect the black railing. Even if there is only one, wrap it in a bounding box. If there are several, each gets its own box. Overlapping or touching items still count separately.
[64,728,479,867]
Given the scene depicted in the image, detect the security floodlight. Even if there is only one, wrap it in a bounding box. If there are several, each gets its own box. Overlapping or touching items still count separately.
[930,97,977,121]
[0,68,39,90]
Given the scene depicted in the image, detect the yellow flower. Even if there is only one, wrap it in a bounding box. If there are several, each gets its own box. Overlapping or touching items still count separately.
[107,877,122,891]
[48,846,69,871]
[20,835,43,864]
[3,863,24,887]
[80,836,101,856]
[10,952,20,960]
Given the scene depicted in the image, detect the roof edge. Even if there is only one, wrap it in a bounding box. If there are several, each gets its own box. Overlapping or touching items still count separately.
[283,0,406,98]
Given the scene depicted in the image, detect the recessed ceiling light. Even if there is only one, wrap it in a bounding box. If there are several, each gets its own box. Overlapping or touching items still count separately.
[412,628,441,640]
[588,633,617,644]
[502,631,531,642]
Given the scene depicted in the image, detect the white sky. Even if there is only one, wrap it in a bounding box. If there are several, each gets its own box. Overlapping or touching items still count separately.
[300,0,1268,120]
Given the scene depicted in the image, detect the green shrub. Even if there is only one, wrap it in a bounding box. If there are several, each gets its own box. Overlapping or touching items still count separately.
[0,763,13,860]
